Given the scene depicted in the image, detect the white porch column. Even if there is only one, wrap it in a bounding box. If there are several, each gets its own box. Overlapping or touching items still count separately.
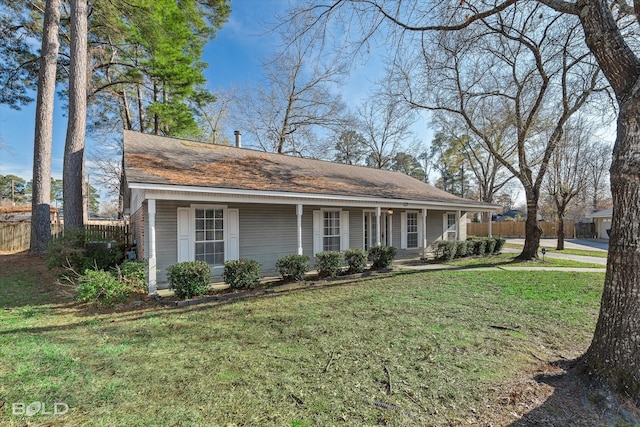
[296,204,303,255]
[488,211,493,237]
[422,208,428,259]
[148,199,157,295]
[376,206,382,246]
[456,210,461,241]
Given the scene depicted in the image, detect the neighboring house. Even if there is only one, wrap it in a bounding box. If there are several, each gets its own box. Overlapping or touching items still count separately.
[0,206,59,223]
[121,130,499,293]
[586,208,613,239]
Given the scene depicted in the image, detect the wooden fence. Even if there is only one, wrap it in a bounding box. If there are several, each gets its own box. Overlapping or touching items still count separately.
[467,221,575,239]
[0,222,129,253]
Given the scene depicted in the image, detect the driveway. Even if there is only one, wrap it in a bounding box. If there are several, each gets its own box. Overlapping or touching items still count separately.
[505,238,608,252]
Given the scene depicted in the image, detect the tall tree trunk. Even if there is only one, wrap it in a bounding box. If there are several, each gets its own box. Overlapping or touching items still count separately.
[576,0,640,402]
[63,0,88,231]
[516,188,542,260]
[121,89,132,130]
[137,82,144,132]
[556,211,565,250]
[582,96,640,403]
[153,81,159,135]
[30,0,61,254]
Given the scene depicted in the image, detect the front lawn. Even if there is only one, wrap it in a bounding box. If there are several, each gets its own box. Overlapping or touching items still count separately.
[444,253,605,269]
[0,254,604,426]
[504,243,609,258]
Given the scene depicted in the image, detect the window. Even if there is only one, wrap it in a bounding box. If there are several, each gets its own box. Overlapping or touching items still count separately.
[406,212,418,248]
[194,208,224,266]
[313,209,348,255]
[446,213,457,241]
[323,210,341,252]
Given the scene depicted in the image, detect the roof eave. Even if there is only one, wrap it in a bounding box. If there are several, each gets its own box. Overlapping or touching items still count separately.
[126,182,501,211]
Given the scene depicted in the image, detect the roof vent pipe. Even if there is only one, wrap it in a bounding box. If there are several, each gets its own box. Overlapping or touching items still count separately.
[234,130,242,148]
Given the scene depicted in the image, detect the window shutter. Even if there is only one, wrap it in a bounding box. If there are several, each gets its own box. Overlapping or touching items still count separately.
[400,212,407,249]
[227,208,240,261]
[417,213,423,248]
[443,213,448,240]
[177,207,190,262]
[340,210,350,251]
[313,210,322,256]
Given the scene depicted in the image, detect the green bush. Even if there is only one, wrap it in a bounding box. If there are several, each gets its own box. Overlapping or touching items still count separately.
[434,241,457,261]
[115,260,147,292]
[315,251,344,278]
[47,228,124,273]
[76,269,131,307]
[455,240,468,258]
[485,237,496,255]
[344,248,368,274]
[166,261,211,299]
[468,238,487,256]
[493,238,506,253]
[276,254,310,282]
[368,246,397,269]
[223,259,261,289]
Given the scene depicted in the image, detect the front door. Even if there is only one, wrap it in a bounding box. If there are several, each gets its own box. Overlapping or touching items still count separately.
[364,211,391,249]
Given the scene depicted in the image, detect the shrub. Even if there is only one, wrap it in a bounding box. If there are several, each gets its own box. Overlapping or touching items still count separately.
[223,259,261,289]
[493,238,506,253]
[315,251,344,278]
[276,254,310,282]
[469,238,487,256]
[166,261,210,299]
[48,229,124,273]
[455,240,468,258]
[115,260,147,292]
[434,241,457,261]
[76,269,131,307]
[485,237,496,255]
[344,248,368,274]
[368,246,397,269]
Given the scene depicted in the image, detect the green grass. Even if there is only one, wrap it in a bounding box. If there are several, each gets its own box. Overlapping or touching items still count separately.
[0,258,604,426]
[505,243,608,258]
[444,253,605,269]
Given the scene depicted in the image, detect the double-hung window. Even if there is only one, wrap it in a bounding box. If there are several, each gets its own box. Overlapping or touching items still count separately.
[323,210,341,252]
[406,212,419,248]
[194,208,224,266]
[313,209,349,255]
[445,213,457,241]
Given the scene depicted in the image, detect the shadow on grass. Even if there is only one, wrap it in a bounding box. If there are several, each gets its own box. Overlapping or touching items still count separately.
[508,359,640,427]
[0,269,406,336]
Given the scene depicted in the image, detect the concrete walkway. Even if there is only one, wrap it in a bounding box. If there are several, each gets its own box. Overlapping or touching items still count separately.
[503,238,608,266]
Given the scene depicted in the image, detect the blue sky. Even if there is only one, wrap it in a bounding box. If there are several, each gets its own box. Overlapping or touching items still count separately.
[0,0,431,186]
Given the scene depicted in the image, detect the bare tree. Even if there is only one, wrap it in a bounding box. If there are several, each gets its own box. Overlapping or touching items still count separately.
[400,6,605,260]
[197,87,236,145]
[63,0,88,230]
[235,18,349,156]
[583,138,613,212]
[358,94,417,169]
[545,118,591,249]
[29,0,60,254]
[285,0,640,404]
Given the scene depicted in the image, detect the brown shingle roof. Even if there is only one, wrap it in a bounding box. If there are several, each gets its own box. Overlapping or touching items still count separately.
[123,130,494,208]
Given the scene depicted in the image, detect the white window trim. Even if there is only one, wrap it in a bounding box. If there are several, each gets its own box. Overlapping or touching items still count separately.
[177,204,239,269]
[443,212,458,241]
[313,208,349,255]
[362,209,376,250]
[402,210,421,249]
